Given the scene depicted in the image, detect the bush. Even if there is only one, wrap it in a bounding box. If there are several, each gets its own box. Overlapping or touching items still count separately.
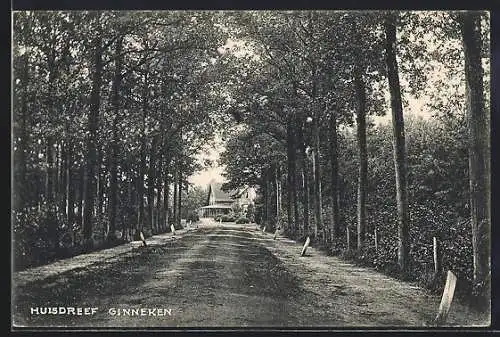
[221,214,236,222]
[246,204,255,222]
[13,203,68,270]
[186,211,200,223]
[327,236,346,256]
[235,217,250,224]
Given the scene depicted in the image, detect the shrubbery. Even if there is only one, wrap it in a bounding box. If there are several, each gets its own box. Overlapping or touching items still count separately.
[332,116,474,296]
[235,217,250,224]
[293,116,477,298]
[221,214,236,222]
[186,211,200,223]
[13,203,77,270]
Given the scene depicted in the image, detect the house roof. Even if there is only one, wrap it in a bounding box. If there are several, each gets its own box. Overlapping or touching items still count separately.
[199,204,233,209]
[209,183,236,202]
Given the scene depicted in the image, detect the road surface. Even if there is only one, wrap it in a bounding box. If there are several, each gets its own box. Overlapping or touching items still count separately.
[12,220,489,328]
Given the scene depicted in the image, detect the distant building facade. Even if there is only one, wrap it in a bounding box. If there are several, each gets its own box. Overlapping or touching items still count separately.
[198,182,255,218]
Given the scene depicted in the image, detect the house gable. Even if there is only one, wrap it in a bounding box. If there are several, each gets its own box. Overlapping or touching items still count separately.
[204,183,256,208]
[200,183,256,217]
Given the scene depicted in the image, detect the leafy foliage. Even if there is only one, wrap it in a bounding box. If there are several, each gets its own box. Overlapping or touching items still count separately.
[12,11,228,268]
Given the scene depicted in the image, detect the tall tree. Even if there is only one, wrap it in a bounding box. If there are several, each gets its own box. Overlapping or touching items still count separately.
[14,52,30,211]
[107,33,124,242]
[354,59,368,250]
[285,117,298,235]
[384,13,410,274]
[147,134,158,233]
[136,62,150,237]
[82,14,104,245]
[328,110,340,240]
[458,11,490,309]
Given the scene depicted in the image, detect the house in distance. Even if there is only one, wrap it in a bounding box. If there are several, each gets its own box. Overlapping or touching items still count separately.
[198,181,256,218]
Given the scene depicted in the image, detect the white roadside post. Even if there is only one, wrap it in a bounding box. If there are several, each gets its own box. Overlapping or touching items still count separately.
[273,226,279,240]
[301,236,311,257]
[434,270,458,325]
[139,231,147,246]
[170,224,176,236]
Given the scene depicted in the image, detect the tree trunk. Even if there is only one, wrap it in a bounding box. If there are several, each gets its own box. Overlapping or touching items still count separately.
[137,67,149,238]
[95,147,102,218]
[297,125,310,236]
[56,142,62,206]
[263,174,269,227]
[156,150,164,233]
[55,143,60,205]
[354,61,368,250]
[270,168,275,225]
[147,135,158,235]
[173,167,178,228]
[45,136,55,204]
[107,35,123,241]
[291,124,300,238]
[265,169,274,227]
[310,148,316,237]
[109,128,119,240]
[329,111,340,240]
[385,16,410,274]
[137,140,146,236]
[125,177,135,241]
[78,165,84,226]
[275,164,281,230]
[45,56,57,208]
[264,173,269,225]
[163,165,170,231]
[60,142,67,219]
[286,119,295,235]
[65,141,74,227]
[313,119,324,242]
[460,11,490,309]
[15,54,30,211]
[82,30,103,243]
[178,169,182,226]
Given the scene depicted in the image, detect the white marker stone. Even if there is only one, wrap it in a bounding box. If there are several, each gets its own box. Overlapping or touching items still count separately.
[434,270,457,325]
[139,231,147,246]
[301,236,311,257]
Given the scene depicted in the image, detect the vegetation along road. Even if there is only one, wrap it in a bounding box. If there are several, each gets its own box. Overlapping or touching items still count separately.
[13,221,488,328]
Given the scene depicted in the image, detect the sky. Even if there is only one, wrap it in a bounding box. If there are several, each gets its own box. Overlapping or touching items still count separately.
[188,135,226,187]
[189,166,225,187]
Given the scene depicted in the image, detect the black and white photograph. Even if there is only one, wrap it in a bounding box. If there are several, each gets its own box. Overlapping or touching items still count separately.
[11,9,491,329]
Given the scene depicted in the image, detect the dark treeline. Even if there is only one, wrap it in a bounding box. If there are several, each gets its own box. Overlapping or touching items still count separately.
[218,11,490,310]
[12,11,231,269]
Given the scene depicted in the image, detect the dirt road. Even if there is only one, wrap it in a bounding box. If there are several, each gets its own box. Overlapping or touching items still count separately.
[12,222,489,328]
